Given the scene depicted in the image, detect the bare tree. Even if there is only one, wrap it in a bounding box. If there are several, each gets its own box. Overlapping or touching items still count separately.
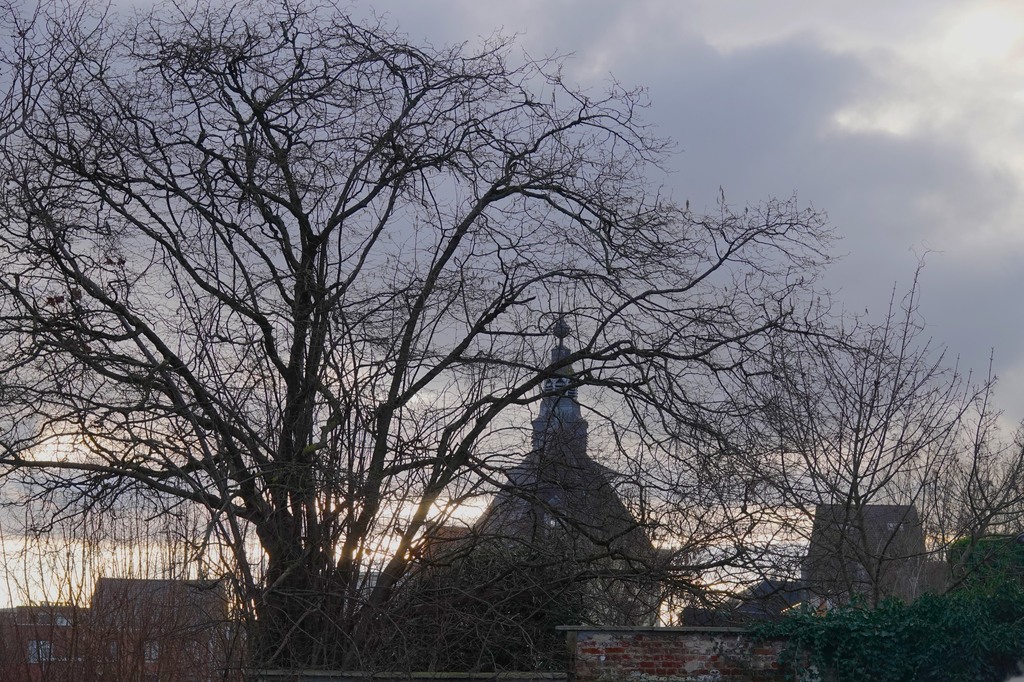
[0,0,832,668]
[752,276,1024,606]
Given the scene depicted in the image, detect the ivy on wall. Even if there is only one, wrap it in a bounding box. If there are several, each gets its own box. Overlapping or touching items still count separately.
[756,582,1024,682]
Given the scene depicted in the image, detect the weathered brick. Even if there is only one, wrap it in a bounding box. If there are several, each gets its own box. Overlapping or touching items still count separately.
[569,628,790,682]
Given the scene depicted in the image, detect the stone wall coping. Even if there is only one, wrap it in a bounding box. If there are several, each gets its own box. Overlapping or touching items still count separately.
[252,672,568,680]
[556,625,750,634]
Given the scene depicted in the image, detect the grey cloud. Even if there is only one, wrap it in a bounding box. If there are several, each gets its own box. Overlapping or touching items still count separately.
[613,35,1024,409]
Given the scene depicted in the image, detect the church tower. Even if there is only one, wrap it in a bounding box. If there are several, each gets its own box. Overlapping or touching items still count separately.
[404,319,660,670]
[472,317,661,625]
[523,315,593,504]
[531,316,587,463]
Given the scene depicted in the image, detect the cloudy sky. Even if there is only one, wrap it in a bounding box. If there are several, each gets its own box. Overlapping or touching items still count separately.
[341,0,1024,418]
[5,0,1022,606]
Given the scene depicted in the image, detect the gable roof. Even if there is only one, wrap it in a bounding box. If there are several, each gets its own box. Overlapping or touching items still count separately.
[90,578,228,629]
[806,504,925,561]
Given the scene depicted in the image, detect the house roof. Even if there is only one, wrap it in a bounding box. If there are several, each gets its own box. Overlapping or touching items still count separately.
[803,503,930,602]
[806,504,926,563]
[470,323,651,562]
[90,578,228,628]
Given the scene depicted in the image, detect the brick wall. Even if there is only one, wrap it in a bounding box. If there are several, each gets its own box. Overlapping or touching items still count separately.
[561,627,792,682]
[252,673,569,682]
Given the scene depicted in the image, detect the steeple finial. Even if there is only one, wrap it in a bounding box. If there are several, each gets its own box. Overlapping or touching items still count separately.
[551,315,570,342]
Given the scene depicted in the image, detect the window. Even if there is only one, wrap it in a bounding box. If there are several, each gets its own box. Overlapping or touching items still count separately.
[27,640,53,663]
[143,640,159,662]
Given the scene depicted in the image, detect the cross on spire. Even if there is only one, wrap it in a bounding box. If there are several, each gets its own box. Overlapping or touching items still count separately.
[551,315,570,342]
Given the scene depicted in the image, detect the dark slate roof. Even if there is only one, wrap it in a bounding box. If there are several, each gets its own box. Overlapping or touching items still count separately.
[806,504,926,563]
[462,330,661,625]
[474,443,654,563]
[803,504,929,601]
[680,579,808,626]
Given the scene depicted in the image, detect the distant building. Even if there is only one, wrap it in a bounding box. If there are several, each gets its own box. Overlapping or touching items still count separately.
[679,579,808,626]
[732,579,807,620]
[681,504,942,626]
[803,503,944,604]
[0,578,239,682]
[89,577,237,681]
[0,603,85,682]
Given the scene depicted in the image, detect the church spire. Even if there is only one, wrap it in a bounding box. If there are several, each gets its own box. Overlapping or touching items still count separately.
[537,315,582,422]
